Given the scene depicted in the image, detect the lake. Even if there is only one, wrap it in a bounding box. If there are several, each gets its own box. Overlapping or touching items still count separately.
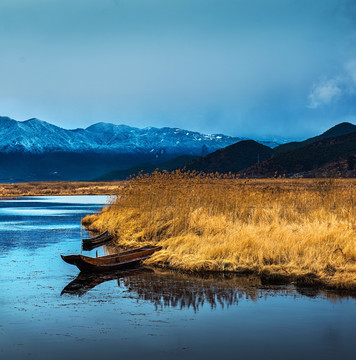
[0,196,355,360]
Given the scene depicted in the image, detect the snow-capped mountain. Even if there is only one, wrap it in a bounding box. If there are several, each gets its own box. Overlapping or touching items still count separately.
[0,117,90,153]
[0,116,281,155]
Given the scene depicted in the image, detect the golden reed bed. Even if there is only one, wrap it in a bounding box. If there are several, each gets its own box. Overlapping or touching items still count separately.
[0,181,124,197]
[82,171,356,291]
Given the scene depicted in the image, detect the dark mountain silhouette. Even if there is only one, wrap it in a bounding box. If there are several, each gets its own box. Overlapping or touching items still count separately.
[274,122,356,154]
[174,123,356,178]
[181,140,275,174]
[244,131,356,177]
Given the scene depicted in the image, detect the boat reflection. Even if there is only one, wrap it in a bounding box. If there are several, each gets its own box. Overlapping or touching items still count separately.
[61,268,154,296]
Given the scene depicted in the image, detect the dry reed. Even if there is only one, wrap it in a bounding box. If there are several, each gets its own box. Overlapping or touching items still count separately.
[83,171,356,290]
[0,181,124,197]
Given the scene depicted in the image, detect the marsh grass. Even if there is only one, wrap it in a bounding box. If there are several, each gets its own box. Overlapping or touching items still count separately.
[83,171,356,290]
[0,181,124,197]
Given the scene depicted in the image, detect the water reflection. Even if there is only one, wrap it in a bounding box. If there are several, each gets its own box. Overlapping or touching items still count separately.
[61,265,285,311]
[62,265,356,311]
[120,269,263,311]
[61,268,154,296]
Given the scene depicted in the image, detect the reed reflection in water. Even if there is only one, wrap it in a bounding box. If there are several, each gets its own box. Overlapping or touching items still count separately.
[62,265,355,311]
[62,265,279,310]
[120,269,264,311]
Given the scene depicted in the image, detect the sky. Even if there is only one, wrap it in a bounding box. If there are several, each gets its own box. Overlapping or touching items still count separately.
[1,0,356,139]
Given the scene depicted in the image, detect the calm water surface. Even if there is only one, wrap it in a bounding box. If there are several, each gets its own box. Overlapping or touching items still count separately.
[0,196,355,360]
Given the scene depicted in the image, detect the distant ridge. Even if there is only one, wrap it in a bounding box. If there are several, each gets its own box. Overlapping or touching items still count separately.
[174,122,356,178]
[181,140,275,174]
[244,131,356,177]
[274,122,356,154]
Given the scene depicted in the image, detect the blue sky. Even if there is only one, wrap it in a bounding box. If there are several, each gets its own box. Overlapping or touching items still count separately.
[1,0,356,139]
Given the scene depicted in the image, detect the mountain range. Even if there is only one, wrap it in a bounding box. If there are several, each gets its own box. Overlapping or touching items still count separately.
[244,126,356,177]
[99,122,356,180]
[184,122,356,178]
[0,116,354,180]
[0,116,280,155]
[0,116,282,181]
[273,122,356,154]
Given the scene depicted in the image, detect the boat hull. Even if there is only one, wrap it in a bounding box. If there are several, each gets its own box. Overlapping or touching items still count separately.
[61,246,161,273]
[82,231,113,251]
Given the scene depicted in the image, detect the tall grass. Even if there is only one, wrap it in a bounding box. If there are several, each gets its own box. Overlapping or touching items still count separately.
[83,171,356,290]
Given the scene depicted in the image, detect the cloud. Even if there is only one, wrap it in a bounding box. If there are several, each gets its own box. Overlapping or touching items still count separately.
[308,79,342,109]
[308,60,356,109]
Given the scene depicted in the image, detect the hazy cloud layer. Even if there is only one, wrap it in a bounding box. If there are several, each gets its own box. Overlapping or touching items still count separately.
[1,0,356,138]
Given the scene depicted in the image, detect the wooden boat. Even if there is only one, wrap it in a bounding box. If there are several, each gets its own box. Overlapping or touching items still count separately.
[82,230,113,250]
[61,245,161,272]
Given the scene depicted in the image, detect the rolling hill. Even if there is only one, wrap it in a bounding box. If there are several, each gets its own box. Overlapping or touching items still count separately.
[181,140,275,174]
[274,122,356,154]
[244,131,356,177]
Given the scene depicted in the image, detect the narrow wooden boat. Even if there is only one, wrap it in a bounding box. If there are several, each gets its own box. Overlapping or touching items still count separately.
[61,245,161,272]
[82,230,113,250]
